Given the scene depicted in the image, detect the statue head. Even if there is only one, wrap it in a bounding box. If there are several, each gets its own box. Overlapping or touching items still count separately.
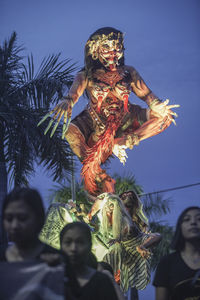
[84,27,125,75]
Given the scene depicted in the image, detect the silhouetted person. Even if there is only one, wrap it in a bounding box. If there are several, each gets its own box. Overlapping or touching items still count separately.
[153,206,200,300]
[60,221,119,299]
[0,187,64,299]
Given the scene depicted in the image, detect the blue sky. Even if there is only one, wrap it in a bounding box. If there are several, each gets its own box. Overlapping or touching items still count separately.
[1,0,199,222]
[1,0,200,298]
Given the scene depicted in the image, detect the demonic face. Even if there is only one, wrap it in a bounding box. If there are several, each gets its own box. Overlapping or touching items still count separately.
[181,209,200,241]
[3,200,39,245]
[86,31,124,72]
[105,200,115,214]
[91,82,110,112]
[98,39,123,71]
[61,227,91,266]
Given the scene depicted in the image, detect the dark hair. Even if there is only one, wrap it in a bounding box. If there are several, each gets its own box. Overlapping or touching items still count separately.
[119,190,140,211]
[171,206,200,251]
[60,222,92,250]
[2,187,45,233]
[84,27,125,78]
[88,27,123,41]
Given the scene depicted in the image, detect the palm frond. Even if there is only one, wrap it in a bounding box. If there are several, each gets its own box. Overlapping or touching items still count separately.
[0,32,24,99]
[19,54,77,109]
[35,117,74,181]
[113,172,143,195]
[48,182,92,212]
[4,107,36,186]
[49,183,72,203]
[142,193,171,219]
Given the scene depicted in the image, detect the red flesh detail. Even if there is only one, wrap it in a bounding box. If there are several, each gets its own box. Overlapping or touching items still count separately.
[123,94,129,112]
[97,96,103,113]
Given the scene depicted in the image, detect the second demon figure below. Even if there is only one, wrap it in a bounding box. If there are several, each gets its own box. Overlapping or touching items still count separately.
[39,27,179,196]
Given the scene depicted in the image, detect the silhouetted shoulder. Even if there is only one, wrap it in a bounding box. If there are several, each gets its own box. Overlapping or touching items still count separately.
[80,271,118,300]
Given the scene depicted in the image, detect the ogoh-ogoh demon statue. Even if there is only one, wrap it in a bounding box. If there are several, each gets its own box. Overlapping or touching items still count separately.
[39,27,179,196]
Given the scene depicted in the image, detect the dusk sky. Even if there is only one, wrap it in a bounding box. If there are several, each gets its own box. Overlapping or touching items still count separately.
[1,0,199,221]
[1,1,200,297]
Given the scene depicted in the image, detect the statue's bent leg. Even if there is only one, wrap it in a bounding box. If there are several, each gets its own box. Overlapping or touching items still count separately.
[65,123,89,161]
[132,114,172,143]
[115,104,172,150]
[81,123,117,195]
[96,171,116,194]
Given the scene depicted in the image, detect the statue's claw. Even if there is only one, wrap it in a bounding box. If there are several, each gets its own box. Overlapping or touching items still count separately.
[168,104,180,109]
[38,98,73,138]
[37,112,52,127]
[44,119,54,135]
[62,117,71,139]
[50,120,60,138]
[50,111,64,137]
[171,112,178,117]
[171,118,177,126]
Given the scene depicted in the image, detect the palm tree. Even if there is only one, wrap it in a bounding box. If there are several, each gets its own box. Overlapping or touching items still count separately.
[0,32,76,243]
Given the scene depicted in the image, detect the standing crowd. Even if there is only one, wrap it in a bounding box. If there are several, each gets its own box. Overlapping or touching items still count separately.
[0,187,200,300]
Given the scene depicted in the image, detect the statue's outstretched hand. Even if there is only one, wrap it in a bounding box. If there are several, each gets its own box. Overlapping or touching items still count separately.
[150,99,180,125]
[37,97,74,139]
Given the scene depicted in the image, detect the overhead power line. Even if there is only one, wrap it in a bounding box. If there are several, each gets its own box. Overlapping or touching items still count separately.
[139,182,200,197]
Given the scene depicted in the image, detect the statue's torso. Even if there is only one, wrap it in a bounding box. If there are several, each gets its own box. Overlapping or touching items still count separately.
[86,67,132,118]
